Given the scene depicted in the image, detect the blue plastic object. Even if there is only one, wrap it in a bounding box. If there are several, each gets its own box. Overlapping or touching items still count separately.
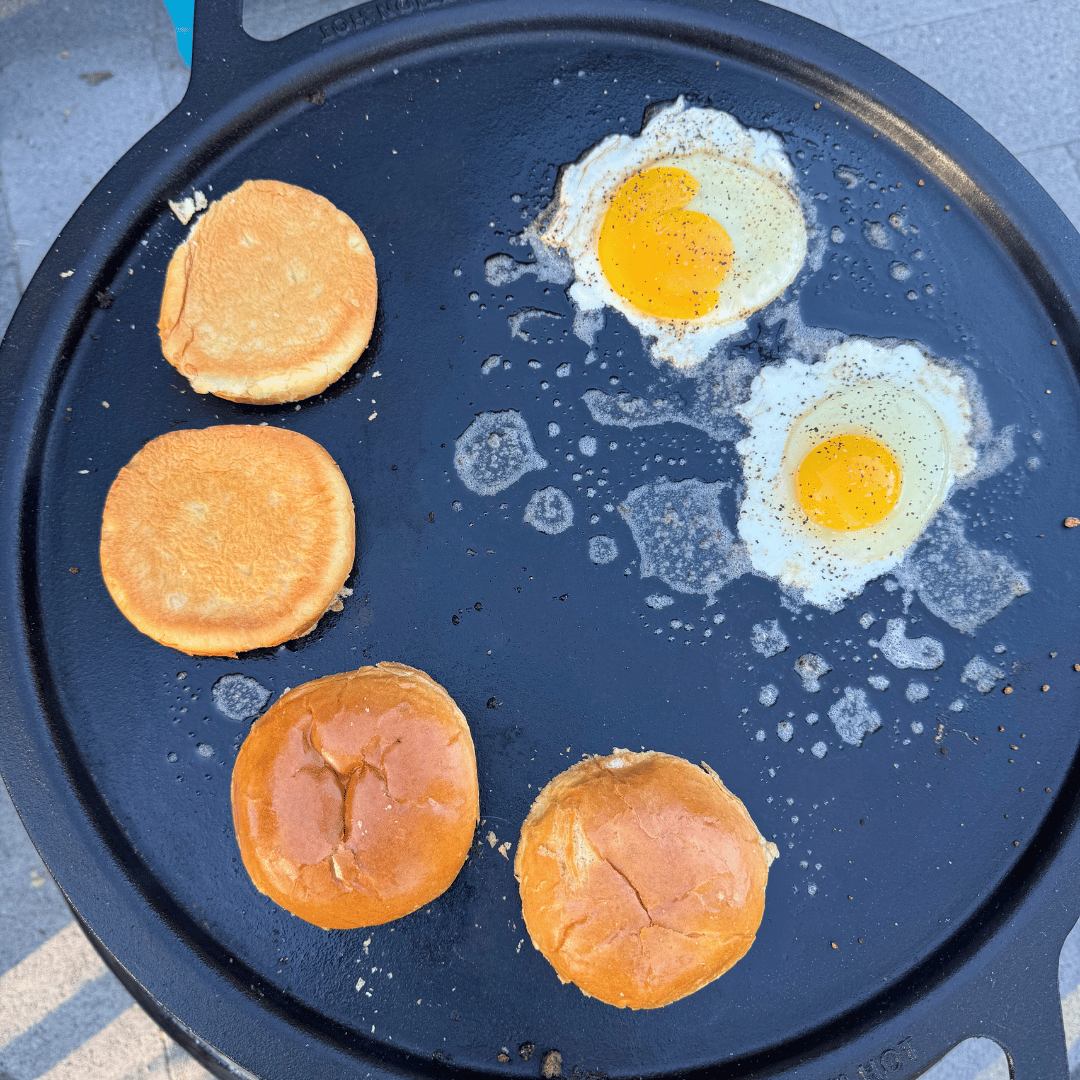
[162,0,194,66]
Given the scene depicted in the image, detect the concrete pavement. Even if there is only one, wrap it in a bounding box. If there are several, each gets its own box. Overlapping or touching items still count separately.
[0,2,1078,1078]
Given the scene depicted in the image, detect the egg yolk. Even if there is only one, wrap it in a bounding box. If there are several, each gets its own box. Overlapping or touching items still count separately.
[796,434,902,531]
[597,166,733,320]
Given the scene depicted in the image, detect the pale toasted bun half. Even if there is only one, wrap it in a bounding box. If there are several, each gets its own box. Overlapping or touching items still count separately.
[515,750,778,1009]
[158,179,377,404]
[100,425,354,656]
[231,663,480,930]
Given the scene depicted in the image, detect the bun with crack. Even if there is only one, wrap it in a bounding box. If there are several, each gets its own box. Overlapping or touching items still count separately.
[158,179,377,404]
[515,749,778,1009]
[231,663,479,930]
[100,424,354,656]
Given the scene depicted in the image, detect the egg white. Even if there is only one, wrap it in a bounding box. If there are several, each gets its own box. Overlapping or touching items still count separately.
[735,340,977,610]
[538,98,808,368]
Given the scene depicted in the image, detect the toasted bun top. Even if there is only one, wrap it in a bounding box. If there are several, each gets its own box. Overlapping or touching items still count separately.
[158,179,377,404]
[515,750,778,1009]
[100,425,354,656]
[231,663,480,930]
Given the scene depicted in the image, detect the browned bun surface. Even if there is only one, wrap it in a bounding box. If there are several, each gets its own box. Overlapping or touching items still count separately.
[231,663,480,929]
[158,179,377,404]
[515,750,778,1009]
[100,425,354,656]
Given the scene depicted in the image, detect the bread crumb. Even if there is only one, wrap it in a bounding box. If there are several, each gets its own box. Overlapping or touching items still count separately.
[168,189,208,226]
[1065,517,1079,528]
[498,841,511,859]
[540,1050,562,1078]
[60,270,74,278]
[486,831,498,848]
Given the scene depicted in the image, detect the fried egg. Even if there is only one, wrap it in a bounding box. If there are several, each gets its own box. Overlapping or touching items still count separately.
[735,340,977,610]
[538,98,808,368]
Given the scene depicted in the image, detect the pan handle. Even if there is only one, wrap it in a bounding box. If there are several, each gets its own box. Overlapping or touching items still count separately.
[188,0,252,76]
[920,903,1076,1079]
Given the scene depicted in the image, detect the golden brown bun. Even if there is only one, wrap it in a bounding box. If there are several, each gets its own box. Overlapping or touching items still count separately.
[231,663,480,929]
[158,179,377,404]
[100,425,354,656]
[515,750,778,1009]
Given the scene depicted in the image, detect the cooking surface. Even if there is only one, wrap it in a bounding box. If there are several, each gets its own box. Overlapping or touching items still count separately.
[4,3,1080,1078]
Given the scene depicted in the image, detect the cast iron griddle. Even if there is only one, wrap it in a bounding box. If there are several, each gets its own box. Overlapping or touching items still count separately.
[2,1,1080,1077]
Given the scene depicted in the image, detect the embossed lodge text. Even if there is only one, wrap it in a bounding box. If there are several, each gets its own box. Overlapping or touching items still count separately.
[320,0,456,39]
[827,1036,918,1080]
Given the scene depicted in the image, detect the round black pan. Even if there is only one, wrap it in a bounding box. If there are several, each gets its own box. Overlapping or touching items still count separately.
[2,1,1079,1077]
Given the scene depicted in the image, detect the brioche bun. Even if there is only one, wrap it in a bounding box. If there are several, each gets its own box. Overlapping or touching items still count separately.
[515,750,778,1009]
[100,425,354,656]
[231,663,479,929]
[158,179,377,404]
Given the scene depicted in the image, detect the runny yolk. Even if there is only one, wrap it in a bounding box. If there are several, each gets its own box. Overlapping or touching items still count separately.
[796,433,902,531]
[597,166,733,320]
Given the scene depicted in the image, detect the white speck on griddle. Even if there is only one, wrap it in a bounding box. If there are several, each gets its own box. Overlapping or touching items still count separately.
[777,722,794,743]
[481,354,502,375]
[588,535,618,564]
[893,507,1028,633]
[645,594,673,610]
[759,684,779,707]
[905,681,930,703]
[578,436,597,457]
[619,478,749,602]
[751,619,789,658]
[195,743,214,758]
[960,655,1006,694]
[794,653,831,693]
[859,612,876,630]
[212,674,270,721]
[507,307,562,343]
[867,674,889,691]
[811,742,827,759]
[828,687,882,747]
[911,721,924,735]
[454,411,546,496]
[869,618,944,670]
[862,220,890,249]
[949,699,965,712]
[524,487,573,535]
